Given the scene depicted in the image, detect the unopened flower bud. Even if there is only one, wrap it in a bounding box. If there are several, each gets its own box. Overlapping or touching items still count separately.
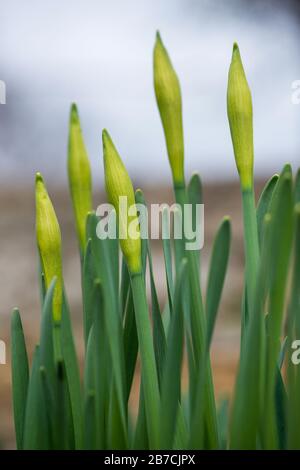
[153,32,184,185]
[35,173,63,322]
[102,130,141,274]
[68,103,92,251]
[227,43,254,190]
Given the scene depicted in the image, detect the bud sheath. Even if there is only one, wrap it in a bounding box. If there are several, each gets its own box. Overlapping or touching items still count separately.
[35,173,63,323]
[68,103,92,251]
[227,43,254,190]
[102,130,141,274]
[154,32,184,185]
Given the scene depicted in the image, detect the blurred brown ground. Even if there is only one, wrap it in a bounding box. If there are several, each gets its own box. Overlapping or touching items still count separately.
[0,180,265,449]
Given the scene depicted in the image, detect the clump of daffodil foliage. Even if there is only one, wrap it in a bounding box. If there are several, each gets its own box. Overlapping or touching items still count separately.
[10,34,300,450]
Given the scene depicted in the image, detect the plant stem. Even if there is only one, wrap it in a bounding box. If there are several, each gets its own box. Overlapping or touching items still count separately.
[173,183,186,269]
[241,188,259,317]
[130,271,160,449]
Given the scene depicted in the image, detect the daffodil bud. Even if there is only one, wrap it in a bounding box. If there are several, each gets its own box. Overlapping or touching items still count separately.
[102,130,141,274]
[227,43,254,190]
[35,173,63,323]
[68,103,92,251]
[153,32,184,186]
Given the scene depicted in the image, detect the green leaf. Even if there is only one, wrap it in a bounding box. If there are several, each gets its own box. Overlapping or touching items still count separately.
[82,239,97,347]
[173,404,188,449]
[11,308,29,450]
[275,367,287,450]
[40,362,73,449]
[263,165,293,449]
[40,367,55,449]
[294,168,300,204]
[148,243,167,390]
[206,217,231,348]
[174,184,218,449]
[84,325,95,396]
[61,293,83,449]
[133,383,149,450]
[286,204,300,449]
[38,256,46,309]
[96,279,128,450]
[84,392,97,450]
[278,337,288,370]
[135,189,167,389]
[123,284,138,401]
[257,174,278,248]
[187,173,203,267]
[217,398,229,450]
[120,256,131,317]
[39,278,56,385]
[89,213,127,447]
[83,325,98,450]
[135,190,148,274]
[230,165,293,450]
[130,272,160,449]
[230,215,269,449]
[159,259,187,449]
[107,211,120,295]
[23,346,49,449]
[162,207,174,310]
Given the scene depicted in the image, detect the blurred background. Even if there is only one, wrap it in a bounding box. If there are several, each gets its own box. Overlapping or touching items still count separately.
[0,0,300,448]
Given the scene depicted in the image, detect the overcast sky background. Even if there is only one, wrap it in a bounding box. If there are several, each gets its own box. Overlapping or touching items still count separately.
[0,0,300,187]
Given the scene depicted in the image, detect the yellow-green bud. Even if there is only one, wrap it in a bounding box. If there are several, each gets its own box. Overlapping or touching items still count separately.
[153,32,184,185]
[35,173,63,323]
[102,130,141,274]
[227,43,254,190]
[68,103,92,251]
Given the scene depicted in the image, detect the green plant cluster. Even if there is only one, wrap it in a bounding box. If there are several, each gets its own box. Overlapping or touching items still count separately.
[10,34,300,450]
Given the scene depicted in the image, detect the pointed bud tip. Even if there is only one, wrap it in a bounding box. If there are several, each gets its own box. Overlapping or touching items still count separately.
[156,30,162,44]
[70,103,79,124]
[35,172,44,185]
[283,162,292,172]
[102,128,110,145]
[232,42,240,60]
[102,129,114,155]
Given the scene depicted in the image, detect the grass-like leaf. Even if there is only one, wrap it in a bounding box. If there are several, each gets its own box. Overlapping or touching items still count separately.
[61,293,83,449]
[11,308,29,450]
[159,259,187,448]
[89,212,127,447]
[257,174,278,248]
[262,165,293,449]
[206,217,231,348]
[23,346,49,449]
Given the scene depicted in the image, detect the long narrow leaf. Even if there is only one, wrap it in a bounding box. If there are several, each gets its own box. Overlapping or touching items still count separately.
[11,308,29,450]
[206,217,231,348]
